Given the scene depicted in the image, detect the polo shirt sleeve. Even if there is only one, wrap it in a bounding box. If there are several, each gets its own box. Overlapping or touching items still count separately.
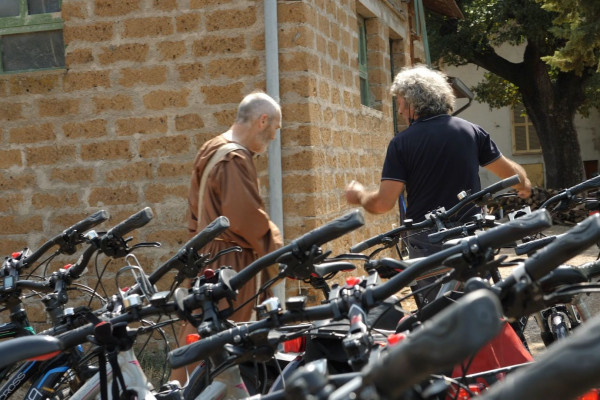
[476,125,502,166]
[381,139,407,182]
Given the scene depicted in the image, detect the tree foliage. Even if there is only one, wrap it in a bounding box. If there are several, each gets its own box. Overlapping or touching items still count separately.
[539,0,600,74]
[425,0,600,188]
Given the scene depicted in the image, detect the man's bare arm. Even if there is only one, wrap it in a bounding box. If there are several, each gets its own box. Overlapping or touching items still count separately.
[484,155,532,198]
[345,179,405,214]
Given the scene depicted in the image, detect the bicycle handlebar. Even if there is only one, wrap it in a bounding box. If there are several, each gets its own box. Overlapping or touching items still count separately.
[506,214,600,287]
[105,207,153,239]
[66,245,97,279]
[147,216,230,285]
[427,217,497,244]
[21,210,110,268]
[15,280,54,292]
[229,209,364,291]
[0,336,63,370]
[168,301,336,369]
[68,208,155,279]
[168,212,548,369]
[523,214,600,283]
[371,209,552,301]
[540,175,600,210]
[350,219,431,253]
[495,214,600,309]
[57,302,178,350]
[350,175,520,253]
[513,234,560,256]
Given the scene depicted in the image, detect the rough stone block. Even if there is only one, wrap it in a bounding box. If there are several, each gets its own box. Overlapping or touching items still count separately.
[94,0,141,17]
[93,94,134,112]
[9,123,55,144]
[143,88,190,110]
[116,116,168,135]
[124,17,174,38]
[63,119,107,139]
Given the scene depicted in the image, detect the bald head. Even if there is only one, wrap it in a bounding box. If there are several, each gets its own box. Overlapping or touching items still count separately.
[235,91,281,126]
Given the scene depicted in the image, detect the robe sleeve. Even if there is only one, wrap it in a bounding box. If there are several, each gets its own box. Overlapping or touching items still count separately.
[210,152,283,258]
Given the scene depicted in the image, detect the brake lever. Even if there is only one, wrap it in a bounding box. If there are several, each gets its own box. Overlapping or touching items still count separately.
[206,246,243,265]
[129,242,161,251]
[327,253,369,262]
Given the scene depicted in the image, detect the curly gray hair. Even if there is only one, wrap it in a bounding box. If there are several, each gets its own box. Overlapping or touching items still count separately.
[390,65,455,118]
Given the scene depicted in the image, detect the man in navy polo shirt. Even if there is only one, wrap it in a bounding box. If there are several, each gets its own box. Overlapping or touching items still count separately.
[345,65,531,305]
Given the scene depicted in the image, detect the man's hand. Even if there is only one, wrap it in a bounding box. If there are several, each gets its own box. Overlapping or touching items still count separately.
[345,180,365,205]
[516,177,532,199]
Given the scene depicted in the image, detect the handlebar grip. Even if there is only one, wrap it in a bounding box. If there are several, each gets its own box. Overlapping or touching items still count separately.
[106,207,153,238]
[350,238,377,254]
[169,324,250,369]
[513,235,558,256]
[477,308,600,400]
[566,175,600,196]
[524,213,600,282]
[476,209,553,250]
[427,224,471,244]
[56,323,94,350]
[185,216,230,252]
[66,210,110,235]
[350,235,382,254]
[17,280,52,292]
[364,290,503,398]
[0,336,63,370]
[296,209,364,251]
[485,174,521,194]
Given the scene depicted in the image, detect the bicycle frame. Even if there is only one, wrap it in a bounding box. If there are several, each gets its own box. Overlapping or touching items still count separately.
[192,364,248,400]
[0,300,39,398]
[69,349,154,400]
[23,351,78,400]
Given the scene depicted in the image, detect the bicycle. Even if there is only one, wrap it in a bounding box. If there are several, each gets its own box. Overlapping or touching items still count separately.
[0,211,232,400]
[242,211,600,400]
[168,209,553,398]
[175,209,366,399]
[350,174,520,309]
[0,209,110,399]
[501,174,600,347]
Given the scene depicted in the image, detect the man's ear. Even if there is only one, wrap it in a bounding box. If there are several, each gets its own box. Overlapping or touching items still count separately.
[258,113,269,128]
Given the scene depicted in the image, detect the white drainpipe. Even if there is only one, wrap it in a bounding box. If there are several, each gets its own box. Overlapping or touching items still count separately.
[264,0,285,302]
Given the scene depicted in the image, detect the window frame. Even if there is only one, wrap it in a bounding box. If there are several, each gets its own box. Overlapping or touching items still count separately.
[511,104,542,155]
[357,15,370,107]
[0,0,64,74]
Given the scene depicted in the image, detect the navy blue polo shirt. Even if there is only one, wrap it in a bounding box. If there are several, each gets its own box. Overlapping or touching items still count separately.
[382,114,501,222]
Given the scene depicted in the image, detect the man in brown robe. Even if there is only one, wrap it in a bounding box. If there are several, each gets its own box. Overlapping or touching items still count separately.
[171,91,283,384]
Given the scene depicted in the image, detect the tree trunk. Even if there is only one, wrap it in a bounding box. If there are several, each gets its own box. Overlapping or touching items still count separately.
[524,100,585,189]
[517,49,586,189]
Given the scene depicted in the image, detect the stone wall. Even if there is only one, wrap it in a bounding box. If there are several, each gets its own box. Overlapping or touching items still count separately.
[0,0,418,321]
